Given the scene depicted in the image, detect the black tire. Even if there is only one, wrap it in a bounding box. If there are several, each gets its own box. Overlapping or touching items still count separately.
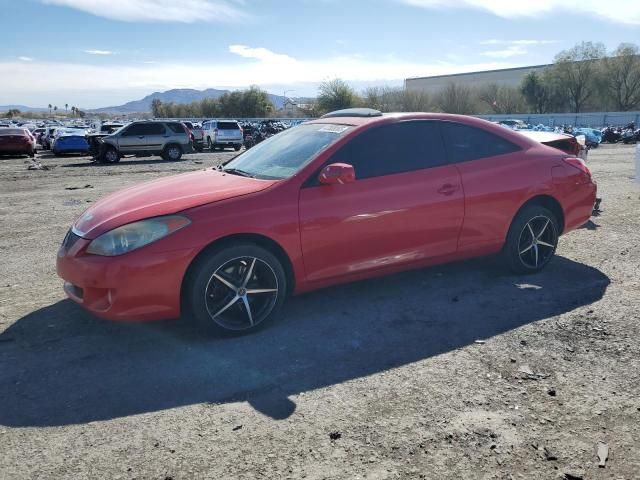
[233,144,242,151]
[162,144,182,161]
[502,205,559,274]
[183,243,287,335]
[195,145,204,153]
[102,146,120,163]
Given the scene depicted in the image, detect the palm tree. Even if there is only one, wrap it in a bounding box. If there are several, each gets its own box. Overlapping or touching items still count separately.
[54,106,58,114]
[48,104,52,115]
[65,103,68,113]
[71,106,76,117]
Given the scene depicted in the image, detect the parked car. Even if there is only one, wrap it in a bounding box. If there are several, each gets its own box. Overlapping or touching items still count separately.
[96,120,192,163]
[573,128,602,148]
[41,127,59,150]
[183,121,204,152]
[0,128,36,157]
[202,120,243,151]
[57,109,597,335]
[51,129,90,156]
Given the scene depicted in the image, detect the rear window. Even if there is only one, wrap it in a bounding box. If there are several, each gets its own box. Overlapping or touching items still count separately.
[0,129,27,135]
[217,121,240,130]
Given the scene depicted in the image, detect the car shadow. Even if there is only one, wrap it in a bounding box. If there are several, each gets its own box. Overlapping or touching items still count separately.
[0,256,609,427]
[60,157,186,167]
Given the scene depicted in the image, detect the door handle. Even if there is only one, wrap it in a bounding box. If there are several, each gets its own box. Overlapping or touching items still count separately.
[137,136,145,139]
[437,184,458,196]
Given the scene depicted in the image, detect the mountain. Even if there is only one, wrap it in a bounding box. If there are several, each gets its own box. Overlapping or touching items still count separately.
[0,105,49,113]
[89,88,231,114]
[88,88,300,114]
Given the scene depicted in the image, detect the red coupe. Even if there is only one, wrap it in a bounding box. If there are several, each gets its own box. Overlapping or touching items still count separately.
[0,128,36,157]
[57,109,597,334]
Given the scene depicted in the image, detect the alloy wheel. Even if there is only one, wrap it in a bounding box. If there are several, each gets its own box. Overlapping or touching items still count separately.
[204,256,279,331]
[168,146,181,160]
[517,215,557,269]
[105,149,118,163]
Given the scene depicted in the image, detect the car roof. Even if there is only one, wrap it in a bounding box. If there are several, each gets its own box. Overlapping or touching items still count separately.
[307,112,539,148]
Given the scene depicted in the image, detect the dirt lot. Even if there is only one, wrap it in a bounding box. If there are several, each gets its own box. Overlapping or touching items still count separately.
[0,145,639,479]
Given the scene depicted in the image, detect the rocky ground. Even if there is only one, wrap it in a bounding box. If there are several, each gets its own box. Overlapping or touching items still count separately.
[0,144,639,479]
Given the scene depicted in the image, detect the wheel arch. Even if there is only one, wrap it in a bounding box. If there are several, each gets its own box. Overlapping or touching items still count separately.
[514,194,565,235]
[181,232,296,304]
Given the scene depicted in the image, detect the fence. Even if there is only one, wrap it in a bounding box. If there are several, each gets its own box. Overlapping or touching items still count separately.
[150,112,639,129]
[476,111,640,128]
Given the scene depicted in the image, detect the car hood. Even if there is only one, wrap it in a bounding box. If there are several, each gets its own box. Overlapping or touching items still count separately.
[74,169,278,239]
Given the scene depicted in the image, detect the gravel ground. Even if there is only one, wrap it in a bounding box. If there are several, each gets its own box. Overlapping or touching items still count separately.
[0,145,639,480]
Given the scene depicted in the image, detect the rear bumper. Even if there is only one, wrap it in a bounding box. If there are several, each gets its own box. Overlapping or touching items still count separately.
[56,236,196,322]
[564,181,597,232]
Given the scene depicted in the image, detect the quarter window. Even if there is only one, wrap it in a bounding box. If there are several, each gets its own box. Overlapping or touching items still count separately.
[440,122,520,163]
[328,121,446,180]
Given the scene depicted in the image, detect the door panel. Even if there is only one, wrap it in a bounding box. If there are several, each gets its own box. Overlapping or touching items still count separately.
[299,165,464,282]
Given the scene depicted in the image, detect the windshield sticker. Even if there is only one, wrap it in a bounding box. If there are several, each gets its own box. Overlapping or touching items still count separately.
[318,125,349,134]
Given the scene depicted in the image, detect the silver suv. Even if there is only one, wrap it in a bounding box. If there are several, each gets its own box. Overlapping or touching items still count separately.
[202,120,243,151]
[99,121,192,163]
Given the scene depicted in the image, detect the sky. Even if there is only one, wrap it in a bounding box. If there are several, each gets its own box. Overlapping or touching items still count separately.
[1,0,639,108]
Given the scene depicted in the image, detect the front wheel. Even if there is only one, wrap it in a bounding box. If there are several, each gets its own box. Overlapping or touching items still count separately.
[102,146,120,163]
[233,144,242,151]
[502,205,559,274]
[184,244,287,335]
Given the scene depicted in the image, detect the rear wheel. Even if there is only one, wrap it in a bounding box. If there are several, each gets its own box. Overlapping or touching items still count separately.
[503,205,559,274]
[184,244,287,335]
[233,144,242,151]
[162,144,182,161]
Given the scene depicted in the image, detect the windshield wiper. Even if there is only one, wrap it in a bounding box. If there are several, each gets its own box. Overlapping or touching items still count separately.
[223,168,255,178]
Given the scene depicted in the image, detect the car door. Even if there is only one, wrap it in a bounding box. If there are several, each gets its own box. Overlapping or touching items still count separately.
[298,120,464,283]
[141,122,168,152]
[117,123,145,153]
[439,121,527,252]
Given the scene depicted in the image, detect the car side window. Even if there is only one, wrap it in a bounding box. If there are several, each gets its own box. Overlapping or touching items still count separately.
[327,121,446,180]
[167,123,185,134]
[440,122,520,163]
[122,124,144,136]
[138,123,166,135]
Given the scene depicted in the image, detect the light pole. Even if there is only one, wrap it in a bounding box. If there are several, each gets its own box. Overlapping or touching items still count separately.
[283,89,295,111]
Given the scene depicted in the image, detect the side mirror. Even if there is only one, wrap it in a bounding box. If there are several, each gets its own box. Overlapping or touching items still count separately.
[318,163,355,185]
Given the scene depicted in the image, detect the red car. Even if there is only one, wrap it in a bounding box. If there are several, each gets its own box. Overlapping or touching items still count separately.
[0,128,36,157]
[57,109,596,334]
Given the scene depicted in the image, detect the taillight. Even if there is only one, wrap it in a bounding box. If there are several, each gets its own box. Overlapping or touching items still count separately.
[564,157,591,178]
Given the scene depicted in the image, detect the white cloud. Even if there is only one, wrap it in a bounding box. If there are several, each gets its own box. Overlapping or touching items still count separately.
[478,40,556,58]
[42,0,247,23]
[228,45,296,64]
[18,56,34,62]
[84,49,114,55]
[399,0,640,25]
[0,53,516,107]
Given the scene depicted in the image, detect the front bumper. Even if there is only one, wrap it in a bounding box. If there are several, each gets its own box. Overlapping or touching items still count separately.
[56,231,196,322]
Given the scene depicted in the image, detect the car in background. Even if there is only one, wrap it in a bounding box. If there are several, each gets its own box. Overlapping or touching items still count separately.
[0,123,11,128]
[52,129,90,156]
[202,120,243,151]
[0,128,36,157]
[498,119,528,130]
[57,109,597,335]
[97,120,192,163]
[32,128,46,144]
[41,127,59,150]
[573,128,602,148]
[183,121,204,152]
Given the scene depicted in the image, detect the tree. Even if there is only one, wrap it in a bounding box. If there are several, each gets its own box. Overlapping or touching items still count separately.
[6,108,21,118]
[317,79,358,113]
[65,103,68,113]
[151,98,163,117]
[71,106,76,117]
[436,83,475,114]
[53,105,58,114]
[520,72,554,113]
[48,103,52,115]
[603,43,640,111]
[549,41,606,112]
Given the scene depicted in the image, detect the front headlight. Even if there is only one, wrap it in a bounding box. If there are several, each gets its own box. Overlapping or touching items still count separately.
[86,215,191,256]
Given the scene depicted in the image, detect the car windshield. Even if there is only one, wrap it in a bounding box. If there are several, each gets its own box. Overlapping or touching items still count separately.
[222,123,352,180]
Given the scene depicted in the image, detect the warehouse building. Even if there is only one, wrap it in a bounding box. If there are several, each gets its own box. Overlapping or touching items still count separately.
[405,64,551,94]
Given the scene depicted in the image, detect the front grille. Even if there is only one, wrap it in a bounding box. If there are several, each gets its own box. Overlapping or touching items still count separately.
[62,229,81,251]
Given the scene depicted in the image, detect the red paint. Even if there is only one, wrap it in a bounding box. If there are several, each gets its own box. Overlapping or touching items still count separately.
[57,113,597,322]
